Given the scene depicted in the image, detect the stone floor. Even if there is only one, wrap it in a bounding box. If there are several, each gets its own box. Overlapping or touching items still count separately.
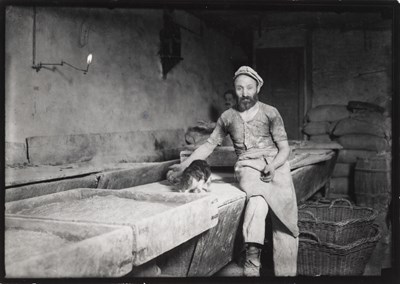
[215,240,275,277]
[363,232,392,275]
[215,232,392,277]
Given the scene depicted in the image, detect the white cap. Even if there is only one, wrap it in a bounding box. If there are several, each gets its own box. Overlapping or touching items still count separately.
[233,66,264,88]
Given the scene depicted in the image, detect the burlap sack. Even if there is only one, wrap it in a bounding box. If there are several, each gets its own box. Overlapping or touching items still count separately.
[348,112,391,138]
[337,134,389,152]
[332,163,354,178]
[332,118,386,137]
[302,121,330,135]
[328,120,341,134]
[349,111,386,125]
[347,101,385,113]
[306,105,350,122]
[337,149,376,164]
[309,134,332,143]
[384,117,392,139]
[330,177,351,195]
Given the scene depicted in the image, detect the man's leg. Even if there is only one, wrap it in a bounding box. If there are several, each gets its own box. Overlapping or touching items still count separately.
[242,196,269,277]
[272,218,298,276]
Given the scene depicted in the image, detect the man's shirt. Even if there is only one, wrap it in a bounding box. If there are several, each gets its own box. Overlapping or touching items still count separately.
[207,102,288,156]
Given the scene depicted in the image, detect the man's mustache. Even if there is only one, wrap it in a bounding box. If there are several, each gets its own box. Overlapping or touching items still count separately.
[240,97,254,101]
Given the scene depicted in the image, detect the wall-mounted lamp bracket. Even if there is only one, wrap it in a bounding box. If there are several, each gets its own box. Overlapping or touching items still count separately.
[31,8,93,75]
[32,54,93,75]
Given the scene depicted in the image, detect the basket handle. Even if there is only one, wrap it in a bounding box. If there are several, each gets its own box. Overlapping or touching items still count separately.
[329,198,353,209]
[315,198,331,204]
[298,203,307,209]
[299,198,330,207]
[299,231,321,243]
[298,210,317,221]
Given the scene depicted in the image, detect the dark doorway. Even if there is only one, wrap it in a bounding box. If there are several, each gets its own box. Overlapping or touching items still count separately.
[256,48,305,140]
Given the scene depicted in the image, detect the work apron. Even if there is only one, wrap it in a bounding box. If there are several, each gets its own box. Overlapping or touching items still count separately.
[234,148,299,238]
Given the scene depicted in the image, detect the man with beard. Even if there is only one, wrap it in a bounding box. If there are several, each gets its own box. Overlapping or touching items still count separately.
[168,66,299,277]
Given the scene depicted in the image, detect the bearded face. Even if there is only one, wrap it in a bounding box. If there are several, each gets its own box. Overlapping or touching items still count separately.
[237,93,259,112]
[234,75,260,112]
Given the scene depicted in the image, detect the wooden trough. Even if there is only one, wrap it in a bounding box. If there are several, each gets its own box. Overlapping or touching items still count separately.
[181,143,340,204]
[124,176,246,276]
[5,188,218,268]
[122,146,337,277]
[4,216,133,278]
[5,160,180,202]
[4,141,339,277]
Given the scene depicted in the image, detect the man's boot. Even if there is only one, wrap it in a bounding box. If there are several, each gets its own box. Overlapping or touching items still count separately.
[243,244,262,277]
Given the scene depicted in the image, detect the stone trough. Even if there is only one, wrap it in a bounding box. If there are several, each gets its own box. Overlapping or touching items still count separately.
[5,188,219,268]
[5,160,180,202]
[4,141,341,277]
[5,215,133,278]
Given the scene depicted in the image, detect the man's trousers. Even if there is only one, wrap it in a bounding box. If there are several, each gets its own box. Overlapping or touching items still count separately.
[243,196,298,276]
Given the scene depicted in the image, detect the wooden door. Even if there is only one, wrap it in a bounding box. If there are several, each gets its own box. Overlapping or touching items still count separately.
[256,48,305,140]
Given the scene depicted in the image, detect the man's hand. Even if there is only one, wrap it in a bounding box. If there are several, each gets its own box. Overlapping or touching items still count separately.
[167,163,185,185]
[168,163,184,172]
[260,164,275,183]
[235,159,275,183]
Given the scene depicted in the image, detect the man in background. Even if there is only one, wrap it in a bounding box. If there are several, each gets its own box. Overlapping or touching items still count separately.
[186,89,236,146]
[196,89,237,130]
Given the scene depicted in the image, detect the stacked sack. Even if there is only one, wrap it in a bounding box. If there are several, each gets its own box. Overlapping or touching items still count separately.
[303,104,350,143]
[331,101,391,199]
[303,102,391,199]
[303,105,352,198]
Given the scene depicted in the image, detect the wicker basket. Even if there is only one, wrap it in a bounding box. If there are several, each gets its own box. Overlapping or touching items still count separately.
[298,198,378,244]
[298,224,381,276]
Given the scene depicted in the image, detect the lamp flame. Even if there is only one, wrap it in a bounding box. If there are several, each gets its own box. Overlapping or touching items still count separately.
[87,54,93,65]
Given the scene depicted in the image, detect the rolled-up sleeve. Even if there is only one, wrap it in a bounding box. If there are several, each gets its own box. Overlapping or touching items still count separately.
[270,108,288,142]
[207,117,227,146]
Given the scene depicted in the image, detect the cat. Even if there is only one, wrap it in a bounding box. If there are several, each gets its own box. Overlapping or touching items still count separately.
[175,160,212,193]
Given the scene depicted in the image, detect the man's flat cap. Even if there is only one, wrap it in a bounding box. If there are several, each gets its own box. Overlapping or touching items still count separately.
[233,66,264,88]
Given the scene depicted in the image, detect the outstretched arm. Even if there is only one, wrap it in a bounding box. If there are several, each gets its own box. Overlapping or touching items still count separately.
[169,142,217,173]
[182,142,217,168]
[168,115,226,184]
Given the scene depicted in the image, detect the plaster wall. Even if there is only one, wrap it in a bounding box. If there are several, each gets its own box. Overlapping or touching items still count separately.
[254,27,307,49]
[312,28,392,107]
[254,22,392,110]
[5,7,240,143]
